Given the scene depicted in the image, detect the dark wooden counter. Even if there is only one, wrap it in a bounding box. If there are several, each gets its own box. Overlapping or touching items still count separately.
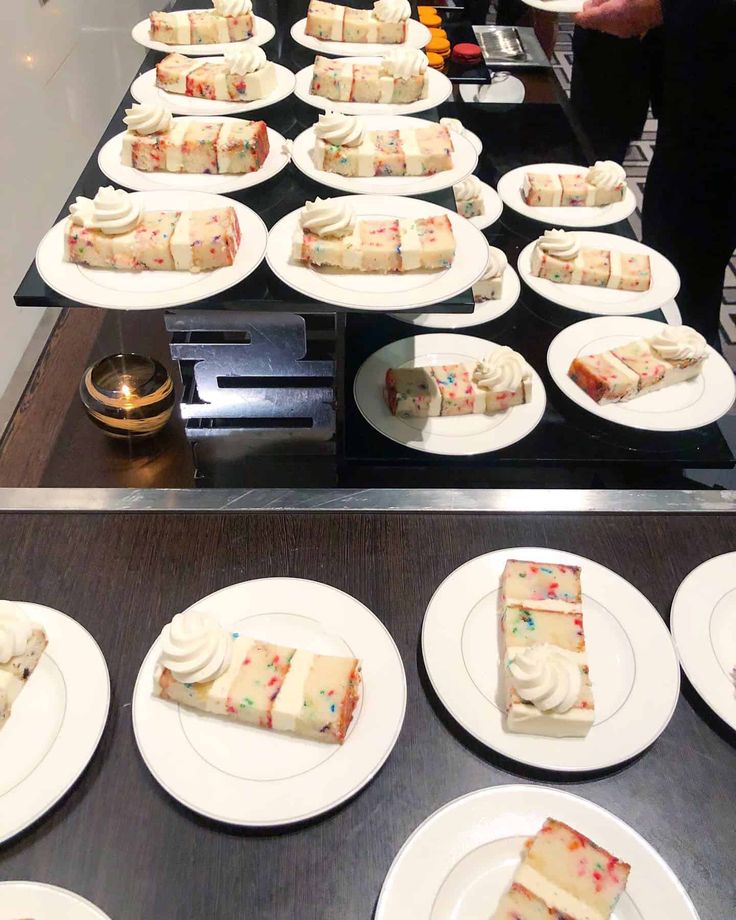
[0,511,734,918]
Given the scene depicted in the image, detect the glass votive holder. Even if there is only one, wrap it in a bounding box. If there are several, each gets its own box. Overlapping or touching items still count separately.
[79,353,175,439]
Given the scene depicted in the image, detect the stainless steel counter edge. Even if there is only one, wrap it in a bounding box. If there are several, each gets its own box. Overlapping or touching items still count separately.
[0,488,734,512]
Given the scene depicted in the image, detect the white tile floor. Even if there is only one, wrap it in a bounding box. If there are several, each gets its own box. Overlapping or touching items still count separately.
[0,0,152,432]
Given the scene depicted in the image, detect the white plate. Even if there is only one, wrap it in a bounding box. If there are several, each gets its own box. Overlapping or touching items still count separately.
[518,230,680,315]
[133,577,406,826]
[290,17,431,56]
[131,13,275,55]
[459,74,526,105]
[0,881,112,920]
[294,57,452,115]
[0,603,109,845]
[36,190,267,311]
[389,263,520,329]
[547,316,736,432]
[421,546,680,771]
[498,163,636,228]
[130,61,296,116]
[461,180,503,231]
[267,195,489,311]
[98,120,290,194]
[376,784,699,920]
[521,0,584,12]
[353,334,545,455]
[291,114,477,196]
[671,552,736,732]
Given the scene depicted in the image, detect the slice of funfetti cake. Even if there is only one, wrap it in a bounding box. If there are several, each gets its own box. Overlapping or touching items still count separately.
[501,559,582,612]
[492,819,631,920]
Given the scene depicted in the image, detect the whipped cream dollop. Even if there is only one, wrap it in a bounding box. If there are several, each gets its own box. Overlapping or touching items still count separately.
[123,102,172,136]
[474,345,530,394]
[315,111,364,147]
[481,245,508,281]
[536,228,580,260]
[226,45,267,75]
[440,117,468,138]
[69,186,142,235]
[454,175,483,202]
[300,198,356,238]
[373,0,411,22]
[507,644,581,714]
[384,47,428,79]
[649,325,707,362]
[586,159,626,190]
[214,0,252,15]
[0,601,32,664]
[158,610,233,684]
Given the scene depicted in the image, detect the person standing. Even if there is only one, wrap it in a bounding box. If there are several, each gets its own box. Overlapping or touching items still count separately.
[576,0,736,349]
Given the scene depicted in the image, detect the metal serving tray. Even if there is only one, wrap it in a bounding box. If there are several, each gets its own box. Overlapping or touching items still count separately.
[473,25,552,68]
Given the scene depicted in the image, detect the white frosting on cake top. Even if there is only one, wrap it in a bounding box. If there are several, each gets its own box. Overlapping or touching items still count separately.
[440,117,467,138]
[315,111,364,147]
[454,175,483,201]
[69,187,142,235]
[481,246,508,280]
[648,325,707,361]
[0,601,32,664]
[158,610,233,685]
[225,45,267,75]
[383,47,428,79]
[300,198,356,238]
[123,103,172,136]
[213,0,252,15]
[586,159,626,190]
[474,346,531,394]
[507,644,582,714]
[373,0,411,22]
[536,228,580,260]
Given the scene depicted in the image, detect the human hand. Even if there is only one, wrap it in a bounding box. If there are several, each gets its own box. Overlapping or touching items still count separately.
[575,0,663,38]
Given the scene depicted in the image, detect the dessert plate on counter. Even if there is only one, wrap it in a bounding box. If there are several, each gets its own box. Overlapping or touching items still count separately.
[133,577,406,826]
[497,163,636,228]
[353,334,545,455]
[130,60,296,116]
[294,57,452,115]
[290,17,431,56]
[132,14,275,55]
[671,552,736,732]
[267,195,489,311]
[0,882,112,920]
[389,263,520,329]
[518,231,680,316]
[36,190,267,311]
[547,316,736,432]
[291,114,478,196]
[422,546,680,771]
[376,785,699,920]
[99,119,290,194]
[0,603,109,845]
[521,0,584,11]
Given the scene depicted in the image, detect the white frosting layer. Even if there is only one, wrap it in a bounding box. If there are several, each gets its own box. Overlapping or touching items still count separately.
[507,644,581,713]
[315,111,364,147]
[0,602,32,665]
[474,346,531,394]
[214,0,252,15]
[271,649,314,732]
[166,120,190,172]
[171,211,193,270]
[481,246,507,280]
[373,0,410,22]
[454,175,483,202]
[383,47,427,79]
[648,325,707,362]
[536,228,580,260]
[514,864,606,920]
[124,103,172,136]
[226,45,267,75]
[300,198,356,238]
[586,159,626,190]
[69,187,142,235]
[158,610,233,684]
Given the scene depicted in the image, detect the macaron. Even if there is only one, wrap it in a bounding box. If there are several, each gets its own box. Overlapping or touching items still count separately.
[426,31,451,59]
[426,51,446,70]
[451,42,483,66]
[419,10,442,27]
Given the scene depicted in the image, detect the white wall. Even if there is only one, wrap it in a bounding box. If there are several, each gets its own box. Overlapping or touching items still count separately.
[0,0,152,409]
